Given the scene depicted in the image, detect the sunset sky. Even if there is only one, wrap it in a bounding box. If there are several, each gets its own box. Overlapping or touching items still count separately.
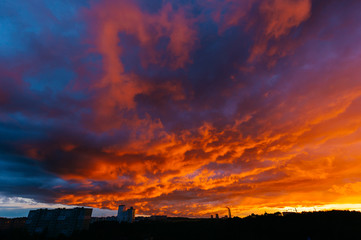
[1,0,361,218]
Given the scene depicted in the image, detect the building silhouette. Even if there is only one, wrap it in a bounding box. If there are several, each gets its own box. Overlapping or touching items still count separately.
[149,215,167,221]
[0,217,26,230]
[117,205,135,223]
[26,207,92,237]
[90,216,117,223]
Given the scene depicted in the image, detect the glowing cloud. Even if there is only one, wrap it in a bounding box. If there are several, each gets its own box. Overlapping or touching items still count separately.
[1,0,361,217]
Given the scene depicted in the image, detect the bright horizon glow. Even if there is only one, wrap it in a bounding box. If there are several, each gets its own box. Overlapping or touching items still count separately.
[2,196,361,218]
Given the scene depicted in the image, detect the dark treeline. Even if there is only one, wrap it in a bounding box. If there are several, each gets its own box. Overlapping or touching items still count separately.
[2,210,361,240]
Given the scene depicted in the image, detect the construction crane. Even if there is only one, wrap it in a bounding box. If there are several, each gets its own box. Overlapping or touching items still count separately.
[225,207,231,219]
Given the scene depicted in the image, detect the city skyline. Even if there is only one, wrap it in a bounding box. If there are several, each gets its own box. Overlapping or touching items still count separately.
[1,0,361,218]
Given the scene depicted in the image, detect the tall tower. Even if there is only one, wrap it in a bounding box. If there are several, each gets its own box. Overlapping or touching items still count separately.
[226,207,231,219]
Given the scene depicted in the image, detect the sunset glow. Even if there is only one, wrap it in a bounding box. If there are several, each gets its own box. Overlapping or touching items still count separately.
[1,0,361,217]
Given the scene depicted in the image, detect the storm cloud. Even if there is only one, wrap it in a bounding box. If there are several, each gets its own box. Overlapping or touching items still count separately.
[1,0,361,217]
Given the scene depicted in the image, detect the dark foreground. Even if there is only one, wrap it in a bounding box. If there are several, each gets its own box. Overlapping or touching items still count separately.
[2,210,361,240]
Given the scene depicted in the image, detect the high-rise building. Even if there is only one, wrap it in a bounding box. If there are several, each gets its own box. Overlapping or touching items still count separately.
[117,205,135,223]
[26,207,92,237]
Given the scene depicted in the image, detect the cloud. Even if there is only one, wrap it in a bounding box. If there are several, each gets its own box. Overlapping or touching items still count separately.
[81,0,198,131]
[248,0,311,62]
[1,0,361,217]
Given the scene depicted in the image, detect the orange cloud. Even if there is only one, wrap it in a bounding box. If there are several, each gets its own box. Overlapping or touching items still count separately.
[249,0,312,62]
[83,0,197,130]
[5,0,361,218]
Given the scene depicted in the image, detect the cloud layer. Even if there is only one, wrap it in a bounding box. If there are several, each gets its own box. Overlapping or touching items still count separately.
[1,0,361,217]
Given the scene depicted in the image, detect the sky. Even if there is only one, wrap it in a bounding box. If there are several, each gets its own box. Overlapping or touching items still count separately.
[1,0,361,218]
